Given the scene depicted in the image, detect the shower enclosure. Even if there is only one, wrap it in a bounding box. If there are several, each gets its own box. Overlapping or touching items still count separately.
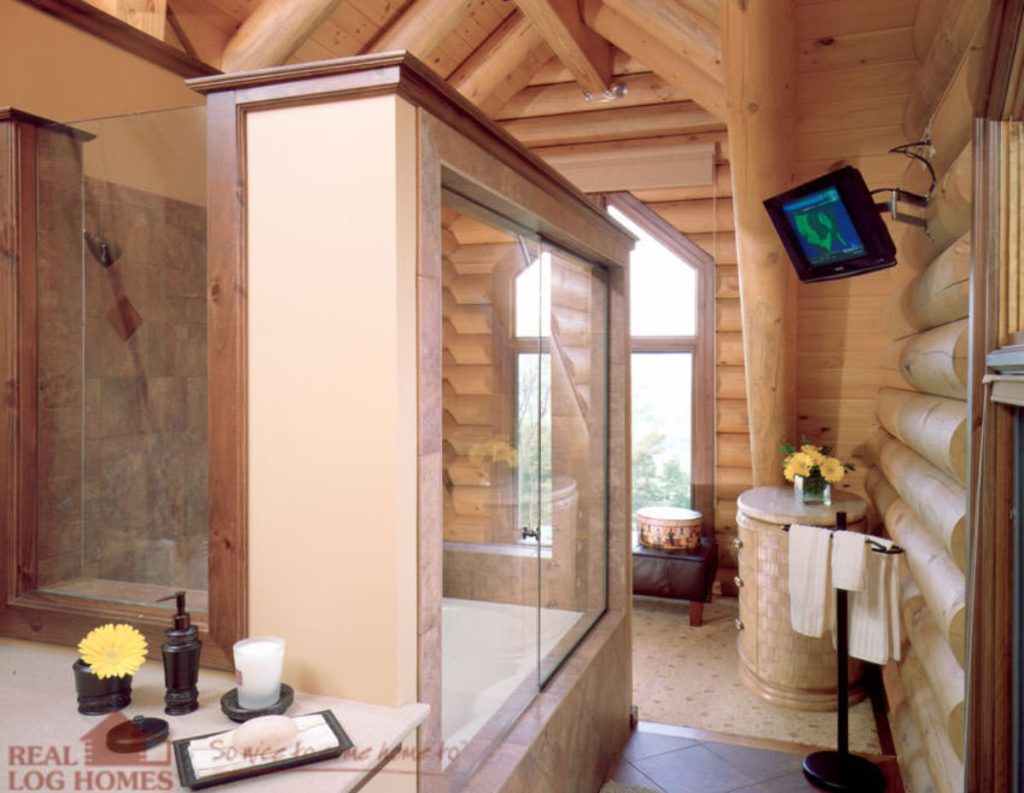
[32,106,208,613]
[439,193,610,777]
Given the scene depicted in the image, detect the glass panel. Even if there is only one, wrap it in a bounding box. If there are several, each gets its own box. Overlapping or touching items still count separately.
[609,205,697,337]
[33,106,208,613]
[539,245,609,684]
[440,199,541,777]
[631,352,694,517]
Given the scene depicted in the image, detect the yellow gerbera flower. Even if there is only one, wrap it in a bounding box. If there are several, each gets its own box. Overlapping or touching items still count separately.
[820,457,846,484]
[801,444,826,466]
[783,452,814,482]
[78,624,148,679]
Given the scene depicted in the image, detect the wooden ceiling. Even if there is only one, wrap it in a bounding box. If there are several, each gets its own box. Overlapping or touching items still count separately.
[100,0,728,136]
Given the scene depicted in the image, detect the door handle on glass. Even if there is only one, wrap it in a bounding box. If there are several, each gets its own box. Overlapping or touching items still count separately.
[521,526,539,541]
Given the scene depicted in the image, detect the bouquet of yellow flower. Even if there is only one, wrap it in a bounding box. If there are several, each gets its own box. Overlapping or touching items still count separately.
[781,441,855,500]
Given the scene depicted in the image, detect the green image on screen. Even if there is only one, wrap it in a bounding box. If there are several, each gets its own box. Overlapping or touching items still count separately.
[782,187,866,267]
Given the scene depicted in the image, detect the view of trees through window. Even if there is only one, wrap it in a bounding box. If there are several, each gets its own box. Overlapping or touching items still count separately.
[608,206,699,520]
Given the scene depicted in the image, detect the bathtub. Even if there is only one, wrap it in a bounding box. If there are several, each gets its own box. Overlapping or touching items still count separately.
[441,598,582,764]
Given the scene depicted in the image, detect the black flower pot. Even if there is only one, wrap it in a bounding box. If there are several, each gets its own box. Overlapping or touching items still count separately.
[73,659,132,715]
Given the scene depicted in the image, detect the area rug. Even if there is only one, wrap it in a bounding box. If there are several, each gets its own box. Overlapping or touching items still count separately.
[632,596,882,754]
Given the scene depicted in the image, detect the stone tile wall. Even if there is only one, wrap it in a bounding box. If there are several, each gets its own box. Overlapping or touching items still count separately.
[35,157,208,592]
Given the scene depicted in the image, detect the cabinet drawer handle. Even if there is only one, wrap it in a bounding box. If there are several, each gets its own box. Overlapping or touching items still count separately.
[734,575,744,588]
[734,618,744,631]
[732,537,743,551]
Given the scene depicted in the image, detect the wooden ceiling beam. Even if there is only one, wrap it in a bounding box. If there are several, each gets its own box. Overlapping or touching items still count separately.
[512,0,612,95]
[582,0,726,120]
[370,0,479,58]
[165,0,235,68]
[496,71,693,120]
[448,11,554,117]
[528,48,646,85]
[86,0,167,38]
[500,101,722,147]
[600,0,722,83]
[220,0,345,71]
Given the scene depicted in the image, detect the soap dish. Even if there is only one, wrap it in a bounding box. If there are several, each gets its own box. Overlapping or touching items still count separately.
[220,684,294,722]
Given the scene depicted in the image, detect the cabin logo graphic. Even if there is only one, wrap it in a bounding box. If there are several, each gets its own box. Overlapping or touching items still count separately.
[79,713,171,767]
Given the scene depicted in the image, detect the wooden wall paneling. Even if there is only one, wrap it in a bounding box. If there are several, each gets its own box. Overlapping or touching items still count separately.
[797,94,909,135]
[631,163,733,202]
[869,428,966,571]
[798,61,916,105]
[913,0,951,59]
[796,125,909,162]
[220,0,347,72]
[369,0,479,58]
[796,0,917,40]
[899,319,969,399]
[797,26,915,73]
[689,232,737,263]
[650,196,734,234]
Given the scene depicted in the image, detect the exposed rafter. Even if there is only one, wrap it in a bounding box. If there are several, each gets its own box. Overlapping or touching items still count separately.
[512,0,612,95]
[165,0,235,68]
[370,0,479,58]
[86,0,168,38]
[220,0,345,72]
[601,0,722,83]
[448,11,554,117]
[582,0,726,119]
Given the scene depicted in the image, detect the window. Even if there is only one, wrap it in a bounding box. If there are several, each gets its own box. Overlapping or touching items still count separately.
[608,197,714,522]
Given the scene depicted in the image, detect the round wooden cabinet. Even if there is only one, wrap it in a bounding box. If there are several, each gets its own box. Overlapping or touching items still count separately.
[735,486,870,711]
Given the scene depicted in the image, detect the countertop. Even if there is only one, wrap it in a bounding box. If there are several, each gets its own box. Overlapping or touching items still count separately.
[737,486,868,526]
[0,638,428,792]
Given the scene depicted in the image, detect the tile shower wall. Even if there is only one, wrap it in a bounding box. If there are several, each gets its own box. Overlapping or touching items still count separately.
[35,138,208,591]
[36,128,85,587]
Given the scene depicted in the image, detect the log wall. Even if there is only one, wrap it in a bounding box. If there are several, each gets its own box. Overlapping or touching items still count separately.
[854,2,991,791]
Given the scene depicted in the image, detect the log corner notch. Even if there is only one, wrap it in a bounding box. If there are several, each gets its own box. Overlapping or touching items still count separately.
[513,0,611,95]
[720,0,798,486]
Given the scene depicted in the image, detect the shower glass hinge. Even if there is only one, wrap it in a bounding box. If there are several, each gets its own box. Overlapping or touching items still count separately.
[521,526,540,541]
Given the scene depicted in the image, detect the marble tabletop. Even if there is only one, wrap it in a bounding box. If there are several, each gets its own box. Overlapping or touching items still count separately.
[737,485,868,527]
[0,638,428,792]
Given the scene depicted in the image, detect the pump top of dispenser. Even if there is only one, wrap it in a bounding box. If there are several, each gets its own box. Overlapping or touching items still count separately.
[158,591,192,632]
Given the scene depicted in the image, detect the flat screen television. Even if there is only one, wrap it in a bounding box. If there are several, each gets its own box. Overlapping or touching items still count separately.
[763,166,896,283]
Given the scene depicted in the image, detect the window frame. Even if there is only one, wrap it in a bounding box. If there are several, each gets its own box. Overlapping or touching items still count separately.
[605,192,716,527]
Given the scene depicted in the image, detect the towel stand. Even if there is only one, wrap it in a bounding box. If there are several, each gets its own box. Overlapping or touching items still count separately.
[781,511,904,792]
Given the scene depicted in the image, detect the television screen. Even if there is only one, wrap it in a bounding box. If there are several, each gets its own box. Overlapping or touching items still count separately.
[764,167,896,283]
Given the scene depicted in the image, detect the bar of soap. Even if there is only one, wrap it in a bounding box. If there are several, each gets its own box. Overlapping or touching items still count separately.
[232,716,298,755]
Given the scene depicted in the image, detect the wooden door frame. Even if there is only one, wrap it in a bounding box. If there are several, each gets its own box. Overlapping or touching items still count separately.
[966,4,1024,790]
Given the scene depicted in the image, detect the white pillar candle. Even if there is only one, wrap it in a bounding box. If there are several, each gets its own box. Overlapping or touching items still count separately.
[233,637,286,710]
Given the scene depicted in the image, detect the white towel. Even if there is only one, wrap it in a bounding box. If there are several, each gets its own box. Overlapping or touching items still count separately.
[789,523,832,638]
[847,537,902,664]
[831,530,867,591]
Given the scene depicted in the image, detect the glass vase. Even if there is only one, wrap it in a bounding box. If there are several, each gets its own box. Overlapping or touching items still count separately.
[794,474,832,506]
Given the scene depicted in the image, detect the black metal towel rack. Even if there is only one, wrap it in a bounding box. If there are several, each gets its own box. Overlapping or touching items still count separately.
[781,510,904,792]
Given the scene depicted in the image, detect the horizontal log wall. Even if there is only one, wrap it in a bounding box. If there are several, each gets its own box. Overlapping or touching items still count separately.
[859,1,990,790]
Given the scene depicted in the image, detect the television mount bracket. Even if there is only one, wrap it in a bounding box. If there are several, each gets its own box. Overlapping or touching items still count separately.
[872,140,935,234]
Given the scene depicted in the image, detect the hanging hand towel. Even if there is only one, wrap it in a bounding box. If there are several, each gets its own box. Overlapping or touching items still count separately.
[831,530,867,591]
[847,537,902,664]
[789,523,832,638]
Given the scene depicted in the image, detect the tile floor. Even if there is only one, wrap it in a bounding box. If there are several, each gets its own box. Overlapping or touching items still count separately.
[606,722,903,793]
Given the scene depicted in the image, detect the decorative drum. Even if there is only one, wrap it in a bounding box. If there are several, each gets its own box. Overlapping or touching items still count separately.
[636,507,702,551]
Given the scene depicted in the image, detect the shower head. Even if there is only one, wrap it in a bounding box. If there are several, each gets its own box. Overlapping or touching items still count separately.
[84,230,120,268]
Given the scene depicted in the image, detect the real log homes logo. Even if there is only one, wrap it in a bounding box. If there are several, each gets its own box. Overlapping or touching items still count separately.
[5,713,175,791]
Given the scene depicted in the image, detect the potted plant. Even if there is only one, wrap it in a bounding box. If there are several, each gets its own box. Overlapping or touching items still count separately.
[73,623,147,715]
[781,441,855,506]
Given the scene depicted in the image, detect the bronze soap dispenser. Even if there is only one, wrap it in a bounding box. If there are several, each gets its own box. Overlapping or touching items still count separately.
[157,591,202,715]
